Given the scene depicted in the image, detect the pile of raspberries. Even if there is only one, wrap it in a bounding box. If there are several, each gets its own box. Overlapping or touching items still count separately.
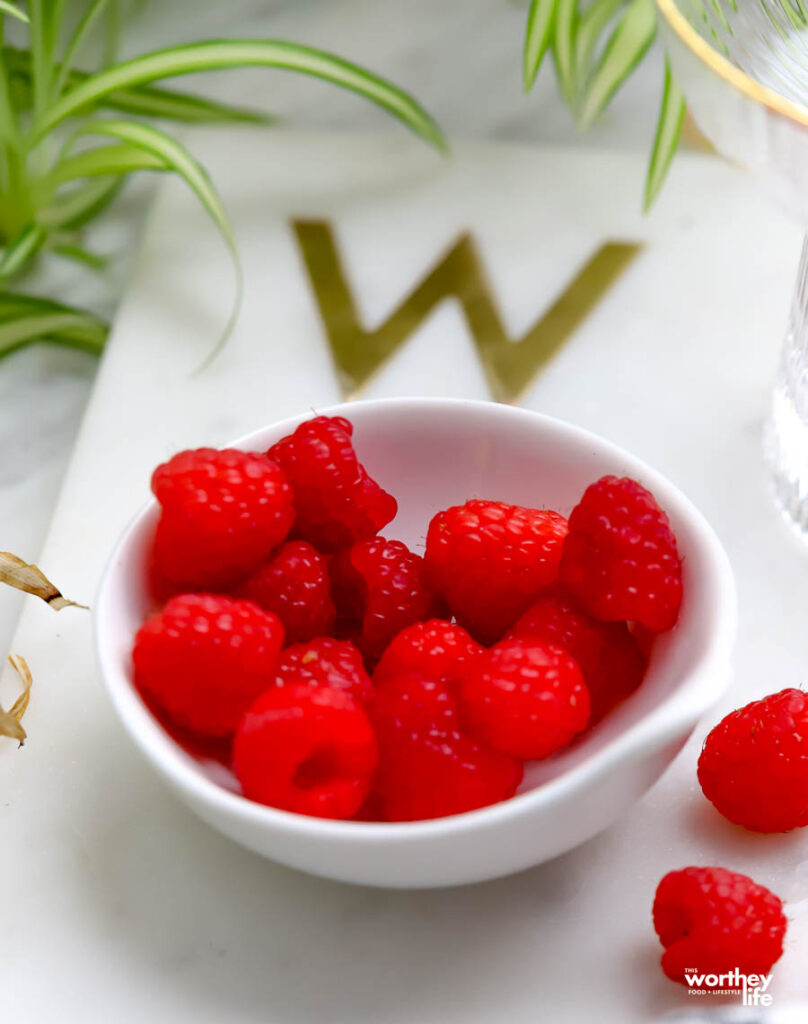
[133,414,682,822]
[130,413,808,989]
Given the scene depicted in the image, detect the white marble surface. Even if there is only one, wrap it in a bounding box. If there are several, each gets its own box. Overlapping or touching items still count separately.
[3,129,807,1021]
[0,0,668,656]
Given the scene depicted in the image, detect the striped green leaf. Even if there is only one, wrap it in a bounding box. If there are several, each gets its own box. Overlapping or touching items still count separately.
[82,81,274,124]
[72,119,235,256]
[0,1,28,22]
[553,0,579,104]
[576,0,625,83]
[33,39,444,150]
[52,0,111,98]
[578,0,656,128]
[0,223,47,279]
[0,293,107,359]
[644,59,686,210]
[53,240,108,268]
[4,48,273,123]
[72,119,242,363]
[47,142,166,185]
[523,0,556,90]
[42,174,124,229]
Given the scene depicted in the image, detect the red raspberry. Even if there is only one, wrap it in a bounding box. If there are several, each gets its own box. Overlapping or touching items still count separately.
[233,685,377,819]
[652,867,787,984]
[369,672,522,821]
[424,500,568,643]
[560,475,682,632]
[151,448,294,591]
[697,688,808,832]
[133,594,284,737]
[267,416,396,552]
[373,619,484,691]
[373,671,462,740]
[273,637,373,705]
[508,588,645,723]
[330,537,437,665]
[460,637,590,759]
[237,541,335,644]
[373,731,523,821]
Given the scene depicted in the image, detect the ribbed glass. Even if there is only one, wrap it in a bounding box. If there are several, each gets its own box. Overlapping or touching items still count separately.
[765,238,808,533]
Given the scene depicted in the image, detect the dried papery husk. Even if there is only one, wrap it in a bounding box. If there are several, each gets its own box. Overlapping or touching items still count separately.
[0,654,32,745]
[0,552,86,611]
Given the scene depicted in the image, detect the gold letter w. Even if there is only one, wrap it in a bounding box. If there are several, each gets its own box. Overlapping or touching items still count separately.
[293,219,640,404]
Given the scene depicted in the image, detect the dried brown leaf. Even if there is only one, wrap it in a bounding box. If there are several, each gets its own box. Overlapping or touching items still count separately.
[0,552,86,611]
[0,654,32,745]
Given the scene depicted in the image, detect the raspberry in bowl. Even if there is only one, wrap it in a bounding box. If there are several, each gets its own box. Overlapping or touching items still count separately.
[95,398,736,888]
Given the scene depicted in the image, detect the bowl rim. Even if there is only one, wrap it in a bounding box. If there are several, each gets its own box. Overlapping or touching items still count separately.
[95,396,737,844]
[655,0,808,129]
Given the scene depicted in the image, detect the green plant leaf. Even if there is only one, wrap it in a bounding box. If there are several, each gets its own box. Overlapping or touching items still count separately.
[578,0,656,128]
[74,119,235,254]
[0,2,28,23]
[644,59,685,210]
[576,0,625,83]
[0,292,107,359]
[73,119,242,364]
[5,47,274,123]
[53,240,108,268]
[47,142,166,185]
[523,0,556,91]
[552,0,579,105]
[52,0,111,98]
[85,81,274,124]
[32,39,444,150]
[42,173,123,228]
[0,223,47,279]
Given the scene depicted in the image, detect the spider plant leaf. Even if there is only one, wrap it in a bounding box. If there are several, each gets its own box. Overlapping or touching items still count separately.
[52,0,111,98]
[523,0,557,91]
[74,119,236,256]
[0,293,107,359]
[576,0,625,82]
[53,240,108,268]
[74,119,242,363]
[0,2,28,23]
[86,82,274,124]
[5,47,274,123]
[48,142,167,185]
[42,173,124,228]
[32,39,444,150]
[0,223,48,280]
[552,0,579,105]
[643,59,685,210]
[578,0,656,128]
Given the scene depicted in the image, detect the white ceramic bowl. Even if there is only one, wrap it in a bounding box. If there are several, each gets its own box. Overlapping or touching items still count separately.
[95,398,736,889]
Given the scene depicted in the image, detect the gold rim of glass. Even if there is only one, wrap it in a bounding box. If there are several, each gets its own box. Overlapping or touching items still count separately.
[655,0,808,128]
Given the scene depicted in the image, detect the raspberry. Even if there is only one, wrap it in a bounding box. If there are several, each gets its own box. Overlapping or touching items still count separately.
[267,416,396,552]
[237,541,335,644]
[133,594,284,737]
[460,637,590,759]
[560,475,682,632]
[373,671,461,740]
[369,672,522,821]
[424,500,568,643]
[273,637,373,705]
[652,867,787,984]
[330,537,437,665]
[373,619,484,691]
[151,448,294,591]
[508,588,645,723]
[233,685,377,819]
[697,688,808,832]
